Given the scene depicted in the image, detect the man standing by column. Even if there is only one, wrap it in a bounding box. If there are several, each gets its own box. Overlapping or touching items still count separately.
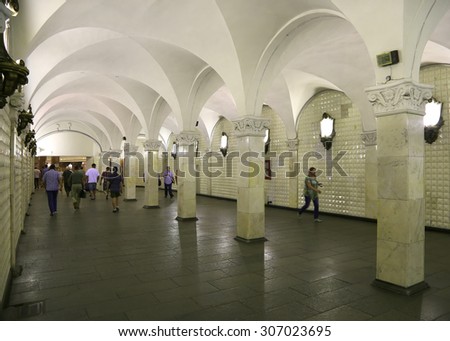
[162,166,175,198]
[85,163,100,200]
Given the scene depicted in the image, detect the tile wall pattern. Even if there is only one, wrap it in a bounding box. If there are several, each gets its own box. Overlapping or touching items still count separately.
[296,90,366,217]
[421,64,450,230]
[209,119,237,199]
[0,113,10,303]
[262,105,291,208]
[196,132,209,195]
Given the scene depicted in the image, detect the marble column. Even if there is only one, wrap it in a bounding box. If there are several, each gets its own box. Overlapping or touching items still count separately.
[143,139,161,209]
[175,131,198,221]
[366,79,432,294]
[123,144,138,201]
[287,139,299,209]
[233,117,270,242]
[361,131,377,219]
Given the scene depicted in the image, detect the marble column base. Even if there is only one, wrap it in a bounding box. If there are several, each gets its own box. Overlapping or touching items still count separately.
[123,177,136,200]
[175,216,198,221]
[234,236,268,243]
[372,279,429,296]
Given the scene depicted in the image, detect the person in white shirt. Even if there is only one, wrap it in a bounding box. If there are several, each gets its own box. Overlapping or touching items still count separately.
[33,166,41,189]
[85,163,100,200]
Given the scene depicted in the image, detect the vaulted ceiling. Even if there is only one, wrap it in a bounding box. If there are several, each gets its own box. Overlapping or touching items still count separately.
[9,0,450,155]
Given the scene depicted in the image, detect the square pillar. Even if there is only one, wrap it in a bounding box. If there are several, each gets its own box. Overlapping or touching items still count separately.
[233,117,270,242]
[123,144,138,201]
[366,79,432,294]
[361,131,378,219]
[176,132,198,221]
[143,140,162,209]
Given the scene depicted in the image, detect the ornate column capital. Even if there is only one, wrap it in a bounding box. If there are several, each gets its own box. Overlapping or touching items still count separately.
[286,138,299,151]
[361,130,377,146]
[366,79,433,117]
[9,91,25,110]
[143,139,162,152]
[176,131,199,146]
[233,116,270,137]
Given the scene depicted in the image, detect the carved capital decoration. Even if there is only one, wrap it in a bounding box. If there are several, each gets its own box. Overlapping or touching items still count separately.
[366,79,433,117]
[233,116,270,137]
[286,139,299,151]
[176,131,199,146]
[129,144,139,153]
[109,149,122,156]
[143,139,162,152]
[361,131,377,146]
[9,91,24,109]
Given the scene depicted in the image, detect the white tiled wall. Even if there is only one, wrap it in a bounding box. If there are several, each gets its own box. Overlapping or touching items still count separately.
[209,119,237,199]
[192,68,449,229]
[0,109,34,307]
[0,112,10,305]
[262,105,291,207]
[196,132,210,195]
[421,64,450,230]
[296,91,366,217]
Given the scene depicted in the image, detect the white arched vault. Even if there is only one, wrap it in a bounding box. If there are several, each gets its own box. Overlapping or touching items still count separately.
[8,0,450,156]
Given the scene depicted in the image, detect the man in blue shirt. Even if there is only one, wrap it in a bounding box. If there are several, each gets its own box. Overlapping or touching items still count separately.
[42,164,62,216]
[162,166,175,198]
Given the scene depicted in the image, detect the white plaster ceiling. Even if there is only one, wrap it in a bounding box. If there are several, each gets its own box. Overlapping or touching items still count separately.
[8,0,450,154]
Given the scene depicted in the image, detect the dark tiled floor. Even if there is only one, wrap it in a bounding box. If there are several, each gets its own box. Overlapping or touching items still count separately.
[2,187,450,321]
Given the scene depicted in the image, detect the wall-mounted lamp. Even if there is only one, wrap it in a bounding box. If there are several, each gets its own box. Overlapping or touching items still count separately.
[17,104,33,135]
[320,112,335,150]
[220,132,228,157]
[264,128,270,154]
[194,139,199,157]
[0,2,29,108]
[171,141,178,159]
[424,97,444,144]
[24,129,36,156]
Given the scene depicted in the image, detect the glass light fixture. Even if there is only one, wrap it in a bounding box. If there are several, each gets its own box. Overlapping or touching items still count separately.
[320,112,335,150]
[220,132,228,157]
[171,142,178,159]
[194,139,199,157]
[264,128,270,154]
[424,98,444,144]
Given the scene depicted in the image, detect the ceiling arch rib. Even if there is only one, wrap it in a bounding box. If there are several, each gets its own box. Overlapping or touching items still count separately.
[33,94,126,138]
[147,97,173,139]
[32,72,149,133]
[35,110,115,150]
[185,66,228,133]
[25,27,124,102]
[28,34,183,127]
[263,70,341,140]
[264,15,375,132]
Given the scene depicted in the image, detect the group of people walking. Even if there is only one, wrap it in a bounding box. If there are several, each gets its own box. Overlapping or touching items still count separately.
[40,162,322,221]
[41,163,124,215]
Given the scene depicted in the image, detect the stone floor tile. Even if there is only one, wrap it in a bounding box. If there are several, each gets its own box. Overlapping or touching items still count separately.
[4,188,450,321]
